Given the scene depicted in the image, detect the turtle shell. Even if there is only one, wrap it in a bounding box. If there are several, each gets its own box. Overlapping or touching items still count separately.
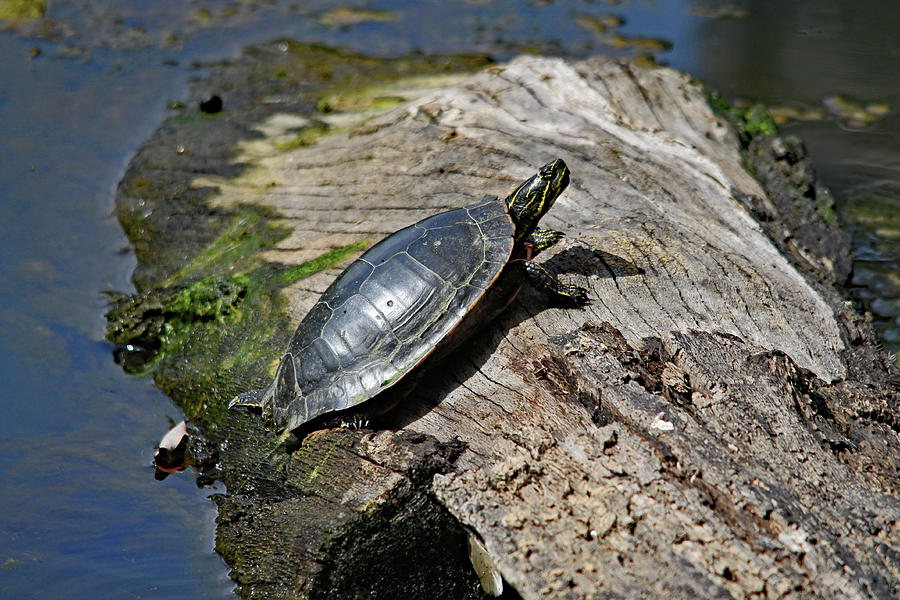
[264,197,517,431]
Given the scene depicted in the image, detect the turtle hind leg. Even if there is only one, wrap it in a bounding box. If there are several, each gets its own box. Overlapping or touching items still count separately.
[269,352,305,428]
[318,411,371,431]
[337,413,371,431]
[520,259,588,304]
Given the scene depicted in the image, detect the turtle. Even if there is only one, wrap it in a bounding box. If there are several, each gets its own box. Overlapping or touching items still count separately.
[230,158,586,431]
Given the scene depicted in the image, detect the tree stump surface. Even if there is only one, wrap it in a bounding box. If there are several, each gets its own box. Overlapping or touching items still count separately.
[145,55,900,598]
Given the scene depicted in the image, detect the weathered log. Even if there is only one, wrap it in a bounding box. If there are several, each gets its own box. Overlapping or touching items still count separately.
[117,52,900,599]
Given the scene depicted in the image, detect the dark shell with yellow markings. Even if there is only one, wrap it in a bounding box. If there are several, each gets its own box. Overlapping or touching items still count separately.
[263,198,517,431]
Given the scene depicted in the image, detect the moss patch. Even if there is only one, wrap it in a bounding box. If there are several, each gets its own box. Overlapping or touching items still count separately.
[167,209,289,285]
[106,274,248,373]
[272,241,369,286]
[274,121,335,151]
[704,87,778,147]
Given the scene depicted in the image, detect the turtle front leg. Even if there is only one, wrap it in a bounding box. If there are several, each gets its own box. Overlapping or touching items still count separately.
[527,228,564,256]
[520,260,588,304]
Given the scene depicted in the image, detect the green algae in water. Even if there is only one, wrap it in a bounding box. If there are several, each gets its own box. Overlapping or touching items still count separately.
[320,7,395,28]
[575,13,624,34]
[608,34,673,52]
[0,0,44,21]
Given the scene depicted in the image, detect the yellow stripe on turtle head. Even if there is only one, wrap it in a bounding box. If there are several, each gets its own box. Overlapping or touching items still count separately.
[505,159,570,241]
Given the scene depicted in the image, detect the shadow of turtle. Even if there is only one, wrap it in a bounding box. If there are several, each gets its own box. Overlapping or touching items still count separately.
[384,245,641,431]
[543,244,645,281]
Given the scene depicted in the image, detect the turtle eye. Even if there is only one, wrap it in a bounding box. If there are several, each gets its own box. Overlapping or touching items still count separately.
[538,159,561,178]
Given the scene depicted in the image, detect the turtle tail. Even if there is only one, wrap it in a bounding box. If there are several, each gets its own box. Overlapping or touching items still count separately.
[229,352,301,429]
[229,388,266,410]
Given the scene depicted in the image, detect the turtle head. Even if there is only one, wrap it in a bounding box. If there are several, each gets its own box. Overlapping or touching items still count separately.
[504,158,570,241]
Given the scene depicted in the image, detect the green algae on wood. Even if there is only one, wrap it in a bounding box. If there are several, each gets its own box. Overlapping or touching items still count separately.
[271,240,369,286]
[317,91,406,114]
[105,274,249,376]
[165,209,289,286]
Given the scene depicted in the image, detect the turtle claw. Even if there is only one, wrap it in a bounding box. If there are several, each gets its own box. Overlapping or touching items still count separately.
[565,285,590,305]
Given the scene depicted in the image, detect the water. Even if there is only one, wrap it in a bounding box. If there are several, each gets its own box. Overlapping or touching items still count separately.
[1,1,897,597]
[688,1,900,358]
[0,31,235,600]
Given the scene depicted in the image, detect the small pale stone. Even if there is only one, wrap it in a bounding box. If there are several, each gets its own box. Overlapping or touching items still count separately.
[651,412,675,431]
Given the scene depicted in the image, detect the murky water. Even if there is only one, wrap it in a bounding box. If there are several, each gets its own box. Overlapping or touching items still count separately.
[1,1,897,597]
